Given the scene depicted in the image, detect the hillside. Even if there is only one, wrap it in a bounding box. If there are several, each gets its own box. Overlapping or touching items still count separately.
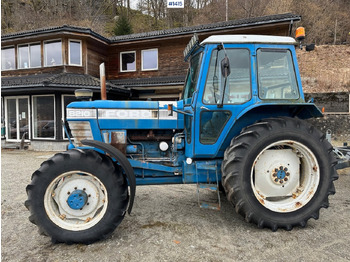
[2,0,350,45]
[297,45,350,93]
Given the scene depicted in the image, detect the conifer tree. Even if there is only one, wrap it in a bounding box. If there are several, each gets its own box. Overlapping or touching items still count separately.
[113,14,133,36]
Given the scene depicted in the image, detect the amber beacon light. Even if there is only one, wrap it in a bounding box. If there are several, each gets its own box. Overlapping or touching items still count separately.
[295,27,305,49]
[296,27,305,41]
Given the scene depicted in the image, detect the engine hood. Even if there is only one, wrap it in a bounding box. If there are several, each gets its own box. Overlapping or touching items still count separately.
[67,100,184,130]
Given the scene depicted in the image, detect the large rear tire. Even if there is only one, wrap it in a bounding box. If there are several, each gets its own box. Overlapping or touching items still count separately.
[25,149,129,244]
[222,117,338,230]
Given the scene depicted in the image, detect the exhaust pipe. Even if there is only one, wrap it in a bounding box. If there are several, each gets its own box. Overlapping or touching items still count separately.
[100,62,107,100]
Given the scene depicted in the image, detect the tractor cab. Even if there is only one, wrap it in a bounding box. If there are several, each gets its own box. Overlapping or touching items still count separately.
[180,34,321,159]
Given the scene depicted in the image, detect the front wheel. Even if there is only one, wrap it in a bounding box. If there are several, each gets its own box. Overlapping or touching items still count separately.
[222,117,338,230]
[25,149,129,244]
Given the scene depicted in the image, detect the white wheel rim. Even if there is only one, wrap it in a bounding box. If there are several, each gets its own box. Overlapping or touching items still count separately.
[44,171,108,231]
[251,140,320,213]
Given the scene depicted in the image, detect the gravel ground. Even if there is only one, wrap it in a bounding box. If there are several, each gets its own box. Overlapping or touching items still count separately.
[1,149,350,262]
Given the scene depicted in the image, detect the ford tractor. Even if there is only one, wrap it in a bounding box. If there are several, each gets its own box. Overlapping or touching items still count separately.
[25,34,339,244]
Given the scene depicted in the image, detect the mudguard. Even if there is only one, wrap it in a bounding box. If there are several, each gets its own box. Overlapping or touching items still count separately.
[81,139,136,214]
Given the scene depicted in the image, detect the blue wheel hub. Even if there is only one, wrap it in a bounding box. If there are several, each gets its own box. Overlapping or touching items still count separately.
[272,166,290,184]
[67,190,88,210]
[277,170,286,179]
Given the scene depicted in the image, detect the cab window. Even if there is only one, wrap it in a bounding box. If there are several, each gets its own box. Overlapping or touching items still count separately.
[257,49,299,99]
[200,111,231,144]
[182,52,202,105]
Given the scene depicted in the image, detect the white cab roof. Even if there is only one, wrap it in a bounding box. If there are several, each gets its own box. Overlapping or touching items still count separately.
[201,35,297,45]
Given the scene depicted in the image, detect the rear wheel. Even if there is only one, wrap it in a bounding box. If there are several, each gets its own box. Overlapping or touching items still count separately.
[222,117,338,230]
[25,149,128,244]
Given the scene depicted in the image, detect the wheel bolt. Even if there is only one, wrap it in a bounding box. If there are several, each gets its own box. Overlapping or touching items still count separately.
[286,172,290,176]
[67,191,70,195]
[83,188,86,191]
[284,177,288,181]
[274,178,279,182]
[88,194,91,197]
[74,187,77,190]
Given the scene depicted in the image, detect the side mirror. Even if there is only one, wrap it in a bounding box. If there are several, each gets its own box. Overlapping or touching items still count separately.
[221,56,231,78]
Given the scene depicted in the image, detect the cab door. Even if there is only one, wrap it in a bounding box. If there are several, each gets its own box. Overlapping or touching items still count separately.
[193,44,255,158]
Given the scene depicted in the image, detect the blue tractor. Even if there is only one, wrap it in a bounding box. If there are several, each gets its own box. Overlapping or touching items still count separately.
[25,34,338,244]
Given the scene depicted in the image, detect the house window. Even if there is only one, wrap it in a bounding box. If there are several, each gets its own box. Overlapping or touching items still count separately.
[30,44,41,67]
[18,43,41,69]
[1,47,15,70]
[1,97,4,139]
[142,49,158,71]
[120,51,136,72]
[69,40,82,66]
[44,40,62,66]
[32,95,55,139]
[18,46,29,69]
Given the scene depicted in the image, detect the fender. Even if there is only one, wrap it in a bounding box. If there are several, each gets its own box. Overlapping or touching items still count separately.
[81,139,136,214]
[235,102,323,121]
[216,103,324,157]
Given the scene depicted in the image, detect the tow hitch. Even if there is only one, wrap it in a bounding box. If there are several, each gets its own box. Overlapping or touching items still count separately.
[334,145,350,170]
[326,130,350,170]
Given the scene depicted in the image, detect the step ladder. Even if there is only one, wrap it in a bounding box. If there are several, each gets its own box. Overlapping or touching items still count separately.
[195,161,221,211]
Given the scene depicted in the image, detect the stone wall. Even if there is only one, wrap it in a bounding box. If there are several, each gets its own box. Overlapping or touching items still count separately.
[304,92,350,113]
[304,92,350,142]
[307,114,350,142]
[1,140,68,151]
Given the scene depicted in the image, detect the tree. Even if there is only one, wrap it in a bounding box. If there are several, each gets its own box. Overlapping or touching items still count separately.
[113,14,133,35]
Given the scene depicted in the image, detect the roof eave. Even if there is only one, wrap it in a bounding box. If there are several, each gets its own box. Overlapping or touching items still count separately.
[110,14,301,43]
[2,25,110,43]
[1,83,130,94]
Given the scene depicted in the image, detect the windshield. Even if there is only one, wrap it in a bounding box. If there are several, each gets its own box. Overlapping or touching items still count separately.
[182,52,202,105]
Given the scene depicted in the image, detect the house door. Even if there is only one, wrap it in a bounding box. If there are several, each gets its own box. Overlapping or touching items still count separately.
[5,97,30,141]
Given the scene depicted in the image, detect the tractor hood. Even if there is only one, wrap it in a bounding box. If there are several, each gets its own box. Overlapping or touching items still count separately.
[67,100,184,130]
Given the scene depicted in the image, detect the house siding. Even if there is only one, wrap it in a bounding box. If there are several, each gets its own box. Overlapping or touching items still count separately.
[107,38,188,79]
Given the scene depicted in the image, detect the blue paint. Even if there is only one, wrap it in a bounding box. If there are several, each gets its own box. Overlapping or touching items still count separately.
[68,100,160,109]
[126,144,138,154]
[136,176,183,185]
[67,190,88,210]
